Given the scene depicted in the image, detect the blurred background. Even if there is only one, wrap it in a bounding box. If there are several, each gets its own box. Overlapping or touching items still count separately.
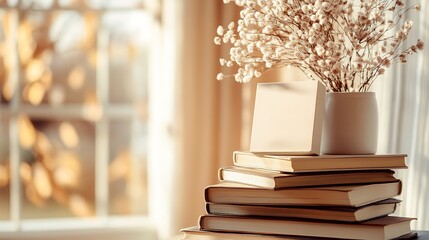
[0,0,428,239]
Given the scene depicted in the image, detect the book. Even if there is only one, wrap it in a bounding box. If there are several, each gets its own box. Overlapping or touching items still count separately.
[205,181,402,207]
[206,199,400,222]
[233,151,408,173]
[219,166,398,189]
[180,226,311,239]
[181,227,419,240]
[180,227,340,240]
[250,81,326,155]
[199,215,415,240]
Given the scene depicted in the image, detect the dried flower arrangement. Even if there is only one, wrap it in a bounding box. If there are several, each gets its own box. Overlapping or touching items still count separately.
[214,0,424,92]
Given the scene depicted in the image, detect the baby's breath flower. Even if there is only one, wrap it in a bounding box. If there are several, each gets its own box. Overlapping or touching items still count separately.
[382,58,391,67]
[417,39,424,50]
[219,58,227,66]
[354,62,363,70]
[214,36,221,45]
[315,46,325,56]
[332,68,340,75]
[228,22,235,30]
[313,23,321,30]
[242,75,252,83]
[415,4,421,11]
[216,26,224,36]
[215,0,424,92]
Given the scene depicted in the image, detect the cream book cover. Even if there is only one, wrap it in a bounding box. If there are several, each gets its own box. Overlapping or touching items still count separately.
[250,81,326,155]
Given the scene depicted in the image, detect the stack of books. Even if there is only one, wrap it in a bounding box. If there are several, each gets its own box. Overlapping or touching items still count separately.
[181,151,417,240]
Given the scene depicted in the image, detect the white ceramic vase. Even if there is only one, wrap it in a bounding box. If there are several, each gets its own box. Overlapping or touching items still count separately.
[321,92,378,155]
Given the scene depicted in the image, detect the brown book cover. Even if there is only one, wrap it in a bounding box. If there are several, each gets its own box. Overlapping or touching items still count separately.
[198,215,416,240]
[219,166,398,189]
[205,181,402,207]
[233,151,408,173]
[206,199,400,222]
[181,226,418,240]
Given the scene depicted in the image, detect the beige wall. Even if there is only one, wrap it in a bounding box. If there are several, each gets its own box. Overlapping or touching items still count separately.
[171,1,305,234]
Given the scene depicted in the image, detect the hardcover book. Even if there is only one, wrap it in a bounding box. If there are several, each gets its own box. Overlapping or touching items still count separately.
[199,215,415,240]
[233,151,408,173]
[206,199,400,222]
[219,166,398,189]
[181,226,418,240]
[205,181,402,207]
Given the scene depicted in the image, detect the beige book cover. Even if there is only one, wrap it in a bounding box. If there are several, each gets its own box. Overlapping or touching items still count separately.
[181,226,418,240]
[250,81,326,155]
[232,151,408,172]
[198,215,415,240]
[218,166,398,189]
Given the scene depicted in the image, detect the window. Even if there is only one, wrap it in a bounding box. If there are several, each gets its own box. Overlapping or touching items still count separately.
[0,0,160,238]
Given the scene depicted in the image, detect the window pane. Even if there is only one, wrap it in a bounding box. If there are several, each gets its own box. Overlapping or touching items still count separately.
[108,119,148,215]
[18,11,96,106]
[0,0,155,224]
[0,116,10,220]
[107,11,151,104]
[19,118,95,219]
[0,10,14,105]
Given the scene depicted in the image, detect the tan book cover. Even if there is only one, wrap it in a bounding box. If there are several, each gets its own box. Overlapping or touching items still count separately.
[205,181,402,207]
[250,81,326,155]
[181,226,418,240]
[233,151,408,173]
[219,166,398,189]
[181,226,358,240]
[206,199,400,222]
[199,215,415,240]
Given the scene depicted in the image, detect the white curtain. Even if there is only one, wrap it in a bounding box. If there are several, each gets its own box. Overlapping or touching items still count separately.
[375,1,429,230]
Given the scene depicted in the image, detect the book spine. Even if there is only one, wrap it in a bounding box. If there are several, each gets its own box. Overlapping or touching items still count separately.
[218,168,224,181]
[204,186,210,203]
[205,203,212,214]
[198,215,206,229]
[232,151,238,165]
[398,180,403,195]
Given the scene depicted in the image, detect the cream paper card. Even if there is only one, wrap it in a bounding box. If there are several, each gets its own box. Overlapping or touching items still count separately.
[250,81,326,155]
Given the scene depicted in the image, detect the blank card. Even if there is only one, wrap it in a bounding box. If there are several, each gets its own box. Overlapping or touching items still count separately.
[250,81,326,155]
